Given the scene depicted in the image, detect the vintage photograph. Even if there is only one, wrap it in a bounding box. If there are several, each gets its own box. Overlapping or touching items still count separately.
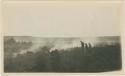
[4,36,122,72]
[2,0,123,74]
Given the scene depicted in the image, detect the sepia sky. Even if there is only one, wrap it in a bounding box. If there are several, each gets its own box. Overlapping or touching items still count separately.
[2,1,122,37]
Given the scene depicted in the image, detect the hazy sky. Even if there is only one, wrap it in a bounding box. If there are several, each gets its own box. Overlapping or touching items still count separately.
[3,1,122,37]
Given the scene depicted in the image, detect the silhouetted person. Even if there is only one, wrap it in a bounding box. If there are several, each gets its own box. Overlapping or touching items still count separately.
[85,43,89,49]
[80,41,88,54]
[80,41,85,48]
[88,43,92,48]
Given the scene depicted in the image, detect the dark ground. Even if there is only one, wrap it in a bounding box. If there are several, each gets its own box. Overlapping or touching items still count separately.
[4,37,122,72]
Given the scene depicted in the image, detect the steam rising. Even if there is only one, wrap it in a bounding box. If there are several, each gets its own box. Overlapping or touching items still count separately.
[12,36,119,57]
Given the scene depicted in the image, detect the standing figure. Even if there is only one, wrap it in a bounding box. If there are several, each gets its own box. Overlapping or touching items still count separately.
[88,43,92,48]
[80,41,85,48]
